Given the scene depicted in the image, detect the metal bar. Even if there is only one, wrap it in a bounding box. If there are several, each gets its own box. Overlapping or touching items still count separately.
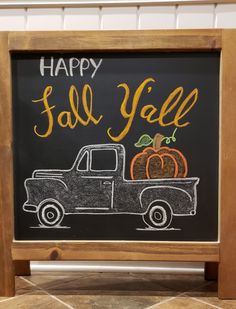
[31,261,204,274]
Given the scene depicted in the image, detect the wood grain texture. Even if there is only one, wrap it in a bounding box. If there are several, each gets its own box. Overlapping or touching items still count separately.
[12,241,219,262]
[14,261,31,276]
[8,30,222,52]
[218,29,236,299]
[0,32,15,297]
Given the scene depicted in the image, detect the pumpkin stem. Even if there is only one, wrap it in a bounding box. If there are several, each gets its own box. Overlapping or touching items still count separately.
[153,133,164,150]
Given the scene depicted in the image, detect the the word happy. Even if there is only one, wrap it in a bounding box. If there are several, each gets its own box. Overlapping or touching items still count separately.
[40,57,103,79]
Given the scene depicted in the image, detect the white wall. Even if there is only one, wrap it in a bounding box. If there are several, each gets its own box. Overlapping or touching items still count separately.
[2,2,229,273]
[1,4,236,30]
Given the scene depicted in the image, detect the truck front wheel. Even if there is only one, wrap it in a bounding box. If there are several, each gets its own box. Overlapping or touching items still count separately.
[37,199,64,227]
[143,201,172,229]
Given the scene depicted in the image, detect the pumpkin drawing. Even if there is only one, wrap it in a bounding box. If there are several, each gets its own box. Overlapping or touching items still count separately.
[130,133,188,180]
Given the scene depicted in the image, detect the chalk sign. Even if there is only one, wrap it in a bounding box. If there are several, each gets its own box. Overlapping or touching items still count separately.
[12,52,219,241]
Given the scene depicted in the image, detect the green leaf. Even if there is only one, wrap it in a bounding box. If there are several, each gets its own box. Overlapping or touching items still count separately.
[134,134,153,148]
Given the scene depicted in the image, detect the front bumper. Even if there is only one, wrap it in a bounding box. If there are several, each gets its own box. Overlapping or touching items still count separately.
[23,203,37,213]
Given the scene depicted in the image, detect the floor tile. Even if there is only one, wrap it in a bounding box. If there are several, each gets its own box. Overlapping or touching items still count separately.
[184,281,217,297]
[1,272,236,309]
[27,272,176,296]
[184,281,236,308]
[24,273,72,290]
[194,297,236,309]
[15,276,41,295]
[141,273,206,293]
[55,294,171,309]
[0,276,41,303]
[0,290,67,309]
[26,272,178,308]
[151,297,215,308]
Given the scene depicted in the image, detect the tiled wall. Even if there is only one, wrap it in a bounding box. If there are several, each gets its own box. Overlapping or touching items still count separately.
[0,4,236,31]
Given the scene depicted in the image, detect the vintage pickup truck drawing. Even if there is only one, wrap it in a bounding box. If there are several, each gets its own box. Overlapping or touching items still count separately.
[23,144,199,229]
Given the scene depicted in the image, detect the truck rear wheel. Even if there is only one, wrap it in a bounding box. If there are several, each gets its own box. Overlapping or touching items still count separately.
[143,201,172,229]
[37,199,64,227]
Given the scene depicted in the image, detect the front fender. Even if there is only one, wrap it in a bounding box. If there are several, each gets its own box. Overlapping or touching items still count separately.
[24,178,69,208]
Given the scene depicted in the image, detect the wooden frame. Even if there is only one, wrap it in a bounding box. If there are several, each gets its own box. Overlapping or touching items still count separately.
[0,29,236,299]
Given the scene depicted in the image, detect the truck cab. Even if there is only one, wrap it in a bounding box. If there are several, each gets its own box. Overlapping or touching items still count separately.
[64,144,125,211]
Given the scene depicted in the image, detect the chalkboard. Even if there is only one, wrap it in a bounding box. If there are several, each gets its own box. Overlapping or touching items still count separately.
[12,52,219,241]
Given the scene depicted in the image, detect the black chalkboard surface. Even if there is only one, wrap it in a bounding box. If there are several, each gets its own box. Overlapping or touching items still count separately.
[12,52,219,241]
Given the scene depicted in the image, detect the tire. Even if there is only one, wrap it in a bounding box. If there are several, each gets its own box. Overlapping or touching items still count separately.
[37,199,64,227]
[143,201,172,229]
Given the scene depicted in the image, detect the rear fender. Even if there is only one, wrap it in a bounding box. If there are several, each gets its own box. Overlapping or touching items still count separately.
[140,186,196,215]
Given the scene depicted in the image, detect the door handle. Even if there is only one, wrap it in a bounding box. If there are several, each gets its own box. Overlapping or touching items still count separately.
[103,181,111,185]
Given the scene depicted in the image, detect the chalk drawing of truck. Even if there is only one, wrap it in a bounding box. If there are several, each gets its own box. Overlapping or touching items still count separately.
[23,144,199,229]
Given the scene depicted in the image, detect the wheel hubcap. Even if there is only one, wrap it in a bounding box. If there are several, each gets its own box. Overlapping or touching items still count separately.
[154,212,162,221]
[46,211,55,220]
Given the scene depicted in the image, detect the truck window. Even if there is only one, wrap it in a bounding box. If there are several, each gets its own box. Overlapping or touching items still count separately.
[77,151,88,171]
[90,149,117,171]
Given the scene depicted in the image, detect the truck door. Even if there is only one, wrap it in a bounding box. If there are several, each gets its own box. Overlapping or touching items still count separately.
[74,148,117,212]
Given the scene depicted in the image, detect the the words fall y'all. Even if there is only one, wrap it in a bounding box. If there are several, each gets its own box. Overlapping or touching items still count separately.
[32,77,198,142]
